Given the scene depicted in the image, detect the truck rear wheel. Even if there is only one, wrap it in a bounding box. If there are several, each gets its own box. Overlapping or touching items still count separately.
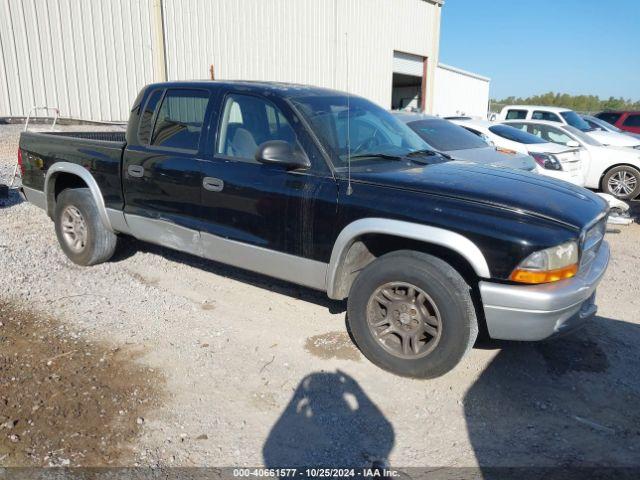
[347,250,477,378]
[54,188,117,266]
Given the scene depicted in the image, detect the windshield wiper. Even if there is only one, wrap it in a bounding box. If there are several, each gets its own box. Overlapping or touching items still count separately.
[349,153,403,160]
[406,149,440,157]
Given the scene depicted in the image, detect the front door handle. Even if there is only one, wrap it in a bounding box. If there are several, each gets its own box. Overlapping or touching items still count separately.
[203,177,224,192]
[128,165,144,178]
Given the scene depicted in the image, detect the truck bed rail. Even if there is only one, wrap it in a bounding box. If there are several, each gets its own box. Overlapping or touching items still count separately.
[45,131,126,143]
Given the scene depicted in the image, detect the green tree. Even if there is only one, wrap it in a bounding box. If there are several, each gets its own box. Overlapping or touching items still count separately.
[491,92,640,113]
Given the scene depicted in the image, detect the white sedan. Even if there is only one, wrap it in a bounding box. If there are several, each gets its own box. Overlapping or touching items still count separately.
[450,118,585,186]
[504,119,640,199]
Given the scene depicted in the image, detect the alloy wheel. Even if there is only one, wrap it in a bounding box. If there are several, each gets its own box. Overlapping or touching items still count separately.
[366,281,442,359]
[61,205,88,253]
[608,170,638,196]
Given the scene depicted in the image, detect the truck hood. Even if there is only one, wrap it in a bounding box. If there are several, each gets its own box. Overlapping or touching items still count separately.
[348,161,607,229]
[446,146,538,171]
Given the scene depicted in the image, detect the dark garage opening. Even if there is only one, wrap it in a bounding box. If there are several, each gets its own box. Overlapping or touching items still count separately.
[391,73,423,110]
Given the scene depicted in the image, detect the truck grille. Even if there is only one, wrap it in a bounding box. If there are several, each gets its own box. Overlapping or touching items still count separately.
[580,217,607,267]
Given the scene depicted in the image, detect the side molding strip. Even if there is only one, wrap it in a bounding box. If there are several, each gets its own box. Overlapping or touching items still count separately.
[21,186,46,210]
[326,218,491,299]
[106,208,131,235]
[124,214,328,291]
[125,214,202,257]
[200,232,327,291]
[44,162,113,232]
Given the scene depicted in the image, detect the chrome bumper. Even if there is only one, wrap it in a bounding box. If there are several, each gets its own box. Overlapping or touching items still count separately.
[480,241,610,341]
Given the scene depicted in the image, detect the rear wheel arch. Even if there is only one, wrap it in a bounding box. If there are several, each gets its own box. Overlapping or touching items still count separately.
[45,162,113,232]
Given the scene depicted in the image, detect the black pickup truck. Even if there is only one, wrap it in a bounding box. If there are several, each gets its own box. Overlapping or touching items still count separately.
[17,81,610,378]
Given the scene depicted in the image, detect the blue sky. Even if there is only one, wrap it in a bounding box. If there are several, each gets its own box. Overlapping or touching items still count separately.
[439,0,640,100]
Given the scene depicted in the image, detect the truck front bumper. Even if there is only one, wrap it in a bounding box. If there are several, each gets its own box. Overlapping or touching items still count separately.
[480,241,610,341]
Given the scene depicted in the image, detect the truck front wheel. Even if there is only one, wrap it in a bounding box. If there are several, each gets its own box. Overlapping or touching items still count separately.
[54,188,117,266]
[347,250,478,378]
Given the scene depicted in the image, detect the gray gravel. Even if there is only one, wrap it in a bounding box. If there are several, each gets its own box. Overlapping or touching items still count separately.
[1,123,640,468]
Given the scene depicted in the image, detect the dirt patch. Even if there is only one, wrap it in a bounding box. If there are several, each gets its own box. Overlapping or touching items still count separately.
[305,332,361,361]
[0,300,163,466]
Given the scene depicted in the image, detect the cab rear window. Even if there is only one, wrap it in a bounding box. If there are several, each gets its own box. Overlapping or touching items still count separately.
[505,109,527,120]
[150,89,210,151]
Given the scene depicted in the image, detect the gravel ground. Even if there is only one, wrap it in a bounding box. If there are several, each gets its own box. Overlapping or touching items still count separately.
[1,123,640,468]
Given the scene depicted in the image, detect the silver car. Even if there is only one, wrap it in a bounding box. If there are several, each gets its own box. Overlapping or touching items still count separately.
[393,112,538,171]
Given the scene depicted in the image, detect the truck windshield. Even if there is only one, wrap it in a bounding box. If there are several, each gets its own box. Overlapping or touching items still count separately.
[290,95,430,168]
[560,111,593,132]
[563,125,602,146]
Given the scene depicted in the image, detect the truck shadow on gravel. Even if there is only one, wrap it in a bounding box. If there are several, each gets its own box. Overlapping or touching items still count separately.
[465,316,640,468]
[263,370,394,468]
[112,236,347,314]
[0,187,23,209]
[0,300,164,467]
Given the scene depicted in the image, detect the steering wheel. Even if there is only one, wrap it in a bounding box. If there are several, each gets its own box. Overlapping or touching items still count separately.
[352,129,382,154]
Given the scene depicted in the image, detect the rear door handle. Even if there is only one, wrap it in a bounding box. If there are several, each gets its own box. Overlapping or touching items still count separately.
[203,177,224,192]
[128,165,144,178]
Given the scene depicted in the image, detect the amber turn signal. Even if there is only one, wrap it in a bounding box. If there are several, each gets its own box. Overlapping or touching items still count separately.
[509,264,578,284]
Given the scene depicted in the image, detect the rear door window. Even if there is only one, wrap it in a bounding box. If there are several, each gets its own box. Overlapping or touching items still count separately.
[151,89,210,151]
[532,110,562,122]
[595,112,622,125]
[623,114,640,128]
[505,109,527,120]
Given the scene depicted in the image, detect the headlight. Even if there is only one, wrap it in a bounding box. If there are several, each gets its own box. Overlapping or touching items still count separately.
[531,153,562,171]
[509,241,579,284]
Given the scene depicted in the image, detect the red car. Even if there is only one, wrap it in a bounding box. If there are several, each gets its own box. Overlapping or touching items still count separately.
[595,111,640,134]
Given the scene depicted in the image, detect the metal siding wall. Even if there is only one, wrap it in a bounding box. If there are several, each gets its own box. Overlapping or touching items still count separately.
[433,65,490,118]
[0,0,440,119]
[0,0,156,121]
[163,0,439,108]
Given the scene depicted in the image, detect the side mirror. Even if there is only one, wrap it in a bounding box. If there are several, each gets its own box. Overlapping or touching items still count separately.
[566,140,580,148]
[255,140,310,170]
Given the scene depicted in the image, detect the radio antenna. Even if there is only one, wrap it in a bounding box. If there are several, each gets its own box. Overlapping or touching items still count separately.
[345,32,353,196]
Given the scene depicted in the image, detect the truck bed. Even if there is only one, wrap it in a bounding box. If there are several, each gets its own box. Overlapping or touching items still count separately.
[19,130,126,209]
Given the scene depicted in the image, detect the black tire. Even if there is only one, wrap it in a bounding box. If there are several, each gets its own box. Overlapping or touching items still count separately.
[602,165,640,200]
[54,188,117,266]
[347,250,477,379]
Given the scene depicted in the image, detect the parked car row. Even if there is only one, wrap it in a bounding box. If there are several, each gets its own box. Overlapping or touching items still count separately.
[595,110,640,135]
[498,105,640,148]
[395,104,640,201]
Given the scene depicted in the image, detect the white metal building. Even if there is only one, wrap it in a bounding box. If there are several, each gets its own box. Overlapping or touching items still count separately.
[432,63,491,118]
[0,0,444,122]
